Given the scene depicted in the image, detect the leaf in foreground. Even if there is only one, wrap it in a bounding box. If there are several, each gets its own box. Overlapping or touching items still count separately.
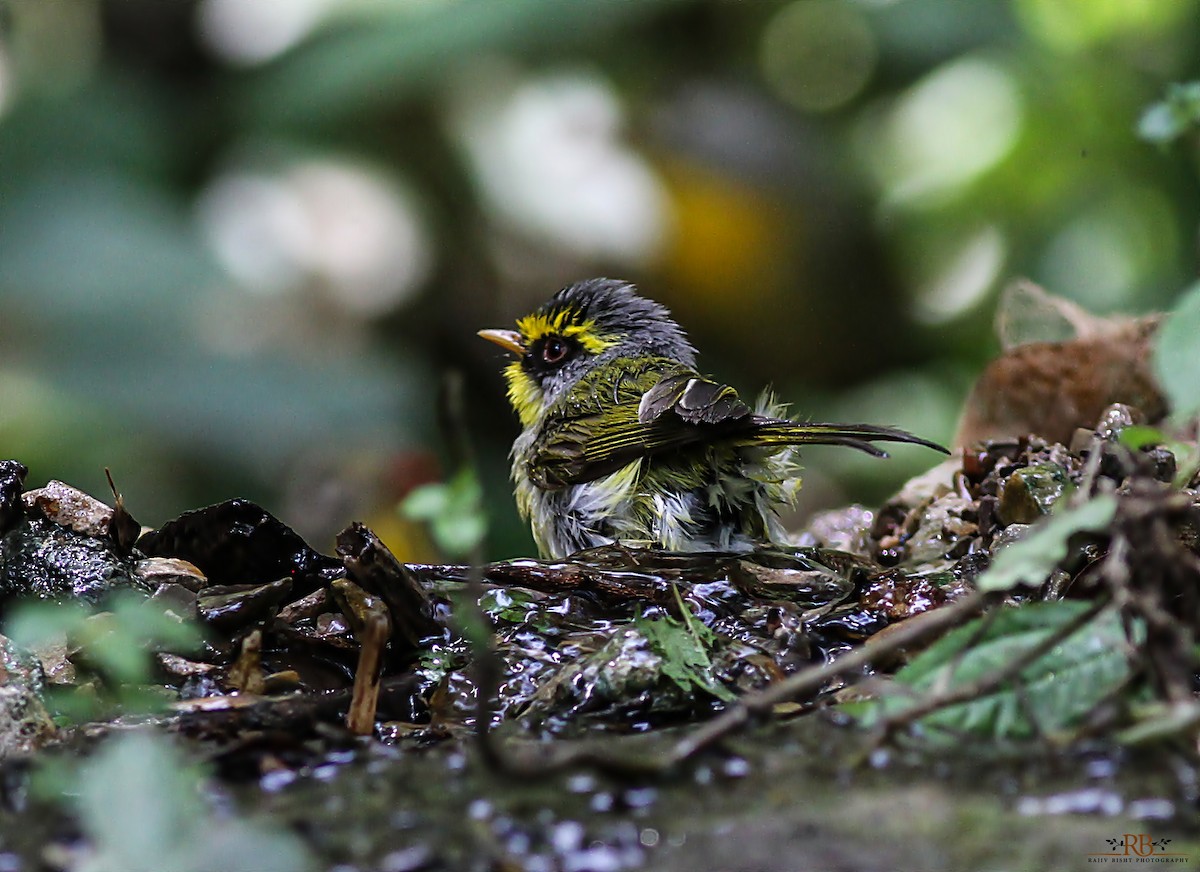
[69,732,316,872]
[1153,280,1200,422]
[401,466,487,557]
[977,495,1117,592]
[850,601,1138,742]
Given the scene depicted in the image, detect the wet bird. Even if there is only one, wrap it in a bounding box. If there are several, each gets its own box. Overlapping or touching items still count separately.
[480,278,946,559]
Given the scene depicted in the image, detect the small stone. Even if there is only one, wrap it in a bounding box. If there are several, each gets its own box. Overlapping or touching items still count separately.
[1094,403,1141,442]
[133,557,207,592]
[990,523,1032,553]
[22,481,113,537]
[997,464,1068,525]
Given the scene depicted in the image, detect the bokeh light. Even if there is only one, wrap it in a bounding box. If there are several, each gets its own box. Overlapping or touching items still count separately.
[864,56,1023,206]
[1037,187,1180,311]
[1015,0,1196,53]
[199,157,433,316]
[760,0,878,113]
[913,226,1007,325]
[196,0,331,66]
[448,66,671,269]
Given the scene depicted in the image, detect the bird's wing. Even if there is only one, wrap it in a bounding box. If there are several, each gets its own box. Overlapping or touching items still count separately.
[526,359,948,489]
[527,359,752,488]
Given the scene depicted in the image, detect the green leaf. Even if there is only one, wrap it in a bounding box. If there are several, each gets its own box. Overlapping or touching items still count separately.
[241,0,665,126]
[5,600,90,649]
[1117,425,1165,451]
[1116,701,1200,745]
[478,588,541,623]
[1153,281,1200,422]
[635,594,735,703]
[977,495,1117,592]
[400,467,487,558]
[855,602,1137,741]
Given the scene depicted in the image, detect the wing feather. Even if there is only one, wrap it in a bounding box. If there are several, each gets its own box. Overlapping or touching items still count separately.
[526,358,946,488]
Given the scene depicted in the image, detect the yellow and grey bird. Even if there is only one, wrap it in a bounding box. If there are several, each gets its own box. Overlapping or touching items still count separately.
[480,278,946,559]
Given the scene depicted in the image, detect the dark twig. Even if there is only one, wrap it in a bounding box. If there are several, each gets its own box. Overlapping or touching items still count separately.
[337,523,439,650]
[331,579,393,736]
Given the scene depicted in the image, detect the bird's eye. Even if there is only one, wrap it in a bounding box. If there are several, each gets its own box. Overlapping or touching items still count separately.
[542,337,569,365]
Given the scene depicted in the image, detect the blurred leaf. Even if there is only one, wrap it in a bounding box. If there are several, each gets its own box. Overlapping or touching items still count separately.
[77,595,201,686]
[5,600,90,650]
[70,732,316,872]
[1138,81,1200,145]
[401,467,487,558]
[444,588,493,651]
[0,75,178,183]
[1153,281,1200,422]
[242,0,665,127]
[977,495,1117,592]
[0,172,218,314]
[5,593,201,710]
[853,602,1137,741]
[1117,424,1165,451]
[1116,701,1200,746]
[994,279,1096,349]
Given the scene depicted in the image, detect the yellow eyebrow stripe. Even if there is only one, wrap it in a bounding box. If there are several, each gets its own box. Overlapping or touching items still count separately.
[515,312,616,354]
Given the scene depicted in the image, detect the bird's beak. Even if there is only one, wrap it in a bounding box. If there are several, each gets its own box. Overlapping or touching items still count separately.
[477,329,525,356]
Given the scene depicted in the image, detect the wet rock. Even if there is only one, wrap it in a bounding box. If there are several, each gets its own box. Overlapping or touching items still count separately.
[520,627,695,731]
[0,634,55,758]
[1145,446,1177,483]
[0,461,27,536]
[732,555,854,607]
[899,494,978,569]
[990,523,1032,553]
[0,516,142,604]
[278,588,330,624]
[856,568,968,622]
[138,499,343,593]
[997,463,1068,525]
[134,558,208,593]
[22,481,114,538]
[148,583,199,623]
[1094,403,1141,442]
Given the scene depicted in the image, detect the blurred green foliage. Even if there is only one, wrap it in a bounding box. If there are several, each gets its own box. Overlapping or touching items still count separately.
[34,731,316,872]
[4,591,202,721]
[401,465,486,558]
[978,494,1117,592]
[0,0,1197,560]
[1153,280,1200,422]
[848,601,1139,742]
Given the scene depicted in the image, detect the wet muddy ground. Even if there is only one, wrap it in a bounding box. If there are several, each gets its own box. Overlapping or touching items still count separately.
[0,409,1197,871]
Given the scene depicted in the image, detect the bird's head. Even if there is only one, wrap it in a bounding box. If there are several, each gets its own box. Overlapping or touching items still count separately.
[479,278,696,428]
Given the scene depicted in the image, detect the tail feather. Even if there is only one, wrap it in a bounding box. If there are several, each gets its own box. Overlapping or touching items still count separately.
[747,419,949,458]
